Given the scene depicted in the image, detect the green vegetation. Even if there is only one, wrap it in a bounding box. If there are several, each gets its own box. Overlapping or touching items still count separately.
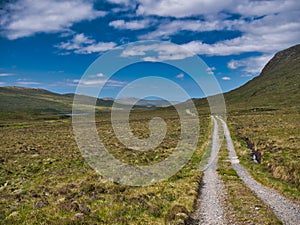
[0,86,117,124]
[0,108,210,224]
[228,114,300,202]
[217,142,282,224]
[0,44,299,223]
[225,44,300,113]
[0,86,73,113]
[223,44,300,203]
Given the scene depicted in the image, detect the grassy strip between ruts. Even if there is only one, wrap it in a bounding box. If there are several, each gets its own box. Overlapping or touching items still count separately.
[217,139,282,224]
[0,111,210,224]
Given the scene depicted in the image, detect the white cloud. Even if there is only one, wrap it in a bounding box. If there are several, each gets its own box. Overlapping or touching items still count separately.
[228,54,273,75]
[137,0,300,58]
[141,56,159,62]
[176,73,184,79]
[0,73,14,77]
[94,73,105,78]
[0,0,106,40]
[109,19,150,30]
[106,80,128,87]
[222,76,231,81]
[137,0,234,18]
[206,67,216,75]
[139,19,237,39]
[0,82,6,85]
[121,43,194,61]
[57,34,93,51]
[227,61,238,70]
[17,81,40,85]
[79,42,117,54]
[56,33,116,54]
[136,0,300,18]
[70,78,126,87]
[233,0,300,17]
[107,0,131,5]
[16,78,40,85]
[72,79,107,86]
[181,25,300,56]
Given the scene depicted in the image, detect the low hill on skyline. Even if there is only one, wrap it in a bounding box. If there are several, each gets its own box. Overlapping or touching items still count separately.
[225,44,300,113]
[1,44,299,116]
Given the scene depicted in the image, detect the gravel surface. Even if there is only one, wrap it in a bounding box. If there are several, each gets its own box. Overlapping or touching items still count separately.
[192,117,227,225]
[219,117,300,225]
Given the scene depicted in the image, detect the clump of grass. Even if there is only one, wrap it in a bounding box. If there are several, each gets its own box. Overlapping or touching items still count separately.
[0,109,209,224]
[217,142,282,224]
[228,113,300,202]
[165,204,189,225]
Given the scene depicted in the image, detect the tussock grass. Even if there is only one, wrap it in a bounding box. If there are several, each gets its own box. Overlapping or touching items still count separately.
[0,109,209,224]
[218,142,282,224]
[228,112,300,202]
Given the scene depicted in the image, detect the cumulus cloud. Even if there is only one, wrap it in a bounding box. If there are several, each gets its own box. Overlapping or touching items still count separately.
[109,19,150,30]
[222,76,231,81]
[136,0,300,18]
[17,81,40,85]
[92,73,105,78]
[170,7,300,57]
[70,78,126,87]
[0,0,106,40]
[137,0,300,59]
[56,33,116,54]
[0,73,14,77]
[136,0,233,18]
[16,78,40,85]
[107,0,131,5]
[227,61,238,70]
[206,67,216,75]
[121,43,194,61]
[181,26,300,56]
[233,0,300,17]
[176,73,184,79]
[139,19,239,39]
[228,54,273,75]
[72,79,107,86]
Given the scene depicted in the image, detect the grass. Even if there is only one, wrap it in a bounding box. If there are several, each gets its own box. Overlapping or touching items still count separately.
[224,45,300,114]
[0,108,210,224]
[217,140,282,224]
[227,112,300,203]
[0,106,298,224]
[1,44,300,223]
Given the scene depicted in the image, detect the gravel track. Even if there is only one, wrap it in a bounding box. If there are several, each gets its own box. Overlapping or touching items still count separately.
[192,116,226,225]
[219,117,300,225]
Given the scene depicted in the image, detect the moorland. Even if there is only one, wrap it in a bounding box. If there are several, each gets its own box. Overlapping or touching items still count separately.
[0,44,299,224]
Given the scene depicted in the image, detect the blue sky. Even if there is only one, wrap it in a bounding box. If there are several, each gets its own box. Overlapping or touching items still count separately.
[0,0,299,100]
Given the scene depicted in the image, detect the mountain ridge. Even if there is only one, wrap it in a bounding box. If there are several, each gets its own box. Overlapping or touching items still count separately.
[224,44,300,112]
[1,44,299,114]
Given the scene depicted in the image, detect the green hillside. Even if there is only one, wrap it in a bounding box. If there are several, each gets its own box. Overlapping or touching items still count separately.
[223,44,300,201]
[225,44,300,113]
[0,86,169,122]
[0,86,73,113]
[1,44,299,117]
[0,44,299,223]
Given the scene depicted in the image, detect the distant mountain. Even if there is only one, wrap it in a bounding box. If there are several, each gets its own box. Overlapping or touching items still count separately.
[0,86,116,114]
[0,86,73,113]
[115,97,179,107]
[1,45,299,116]
[0,86,175,115]
[225,44,300,112]
[191,44,300,113]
